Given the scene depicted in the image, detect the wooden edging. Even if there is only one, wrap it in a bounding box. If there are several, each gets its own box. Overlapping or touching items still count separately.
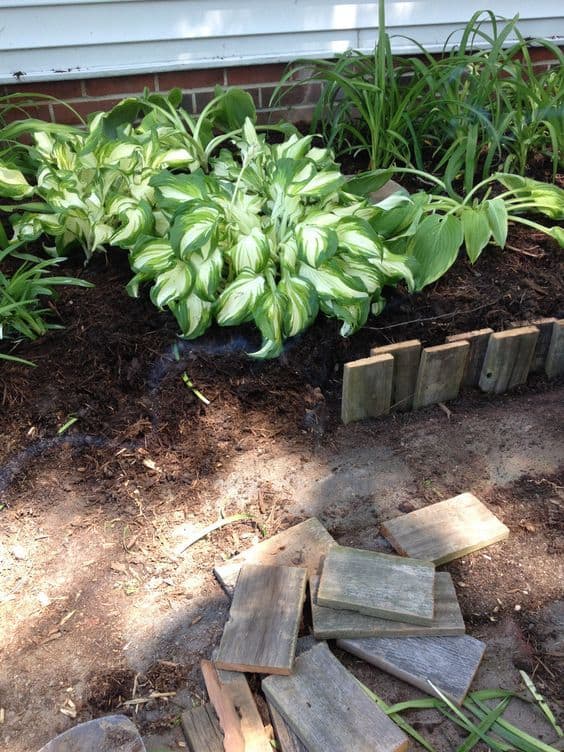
[342,317,563,424]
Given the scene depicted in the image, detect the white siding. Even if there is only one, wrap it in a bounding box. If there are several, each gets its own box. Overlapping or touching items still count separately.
[0,0,562,84]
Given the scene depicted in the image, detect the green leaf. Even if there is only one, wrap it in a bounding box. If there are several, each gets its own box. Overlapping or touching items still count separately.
[230,227,270,274]
[296,223,338,267]
[336,217,384,258]
[278,276,319,337]
[110,199,154,249]
[250,288,285,359]
[212,88,257,131]
[409,214,464,290]
[547,226,564,247]
[150,170,208,209]
[170,204,220,256]
[345,169,395,197]
[485,197,509,248]
[0,167,34,199]
[170,293,213,339]
[215,271,266,326]
[321,297,371,336]
[130,238,176,273]
[289,169,345,198]
[298,260,368,303]
[495,173,564,220]
[190,247,223,300]
[150,262,193,308]
[461,206,492,263]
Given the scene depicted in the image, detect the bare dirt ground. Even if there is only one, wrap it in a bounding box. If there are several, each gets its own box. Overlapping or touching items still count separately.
[0,238,563,751]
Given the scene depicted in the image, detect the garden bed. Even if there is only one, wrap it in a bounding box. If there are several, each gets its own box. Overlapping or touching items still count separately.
[0,223,563,751]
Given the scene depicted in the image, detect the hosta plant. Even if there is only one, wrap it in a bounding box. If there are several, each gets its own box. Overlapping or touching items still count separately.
[127,119,416,357]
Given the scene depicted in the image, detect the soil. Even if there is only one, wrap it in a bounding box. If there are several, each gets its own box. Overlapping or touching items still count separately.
[0,220,563,751]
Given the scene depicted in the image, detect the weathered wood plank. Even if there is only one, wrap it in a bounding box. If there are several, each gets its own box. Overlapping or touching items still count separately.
[479,325,539,393]
[545,319,564,379]
[446,328,493,386]
[317,544,436,625]
[181,703,224,752]
[214,518,334,596]
[215,564,307,675]
[413,341,469,409]
[370,339,422,411]
[201,660,271,752]
[510,317,556,373]
[268,703,308,752]
[262,642,409,752]
[338,633,486,706]
[341,353,394,424]
[311,571,464,639]
[382,492,509,565]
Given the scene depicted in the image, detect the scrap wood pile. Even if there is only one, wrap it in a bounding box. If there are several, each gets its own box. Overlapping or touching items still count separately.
[181,491,520,751]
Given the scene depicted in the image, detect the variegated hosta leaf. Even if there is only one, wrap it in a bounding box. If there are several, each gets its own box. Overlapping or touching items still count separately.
[92,223,114,252]
[288,169,345,198]
[11,215,46,241]
[321,297,371,337]
[215,270,266,327]
[272,134,313,161]
[278,275,319,337]
[279,237,299,274]
[298,261,368,303]
[250,287,285,359]
[371,251,416,292]
[97,140,139,168]
[189,247,223,300]
[170,293,213,339]
[305,146,334,168]
[335,255,384,295]
[151,148,197,169]
[33,131,56,161]
[298,210,339,228]
[130,238,176,274]
[170,203,221,257]
[150,261,193,308]
[336,217,384,258]
[230,227,270,274]
[228,193,264,234]
[295,223,338,267]
[153,210,170,237]
[150,170,208,209]
[110,198,154,249]
[0,167,34,199]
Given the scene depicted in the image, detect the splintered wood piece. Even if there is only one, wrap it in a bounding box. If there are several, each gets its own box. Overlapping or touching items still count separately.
[311,572,464,639]
[341,353,394,424]
[370,339,422,411]
[268,703,308,752]
[545,319,564,378]
[382,492,509,565]
[262,642,408,752]
[215,564,307,674]
[214,518,334,596]
[413,341,469,409]
[201,660,271,752]
[479,326,539,393]
[181,703,224,752]
[317,544,435,625]
[446,328,493,386]
[338,634,486,706]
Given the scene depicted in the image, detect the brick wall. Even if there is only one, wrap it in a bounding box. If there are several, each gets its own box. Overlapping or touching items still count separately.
[1,45,559,127]
[2,63,321,126]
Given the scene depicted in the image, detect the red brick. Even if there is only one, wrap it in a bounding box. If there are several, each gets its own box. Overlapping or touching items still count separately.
[4,78,83,99]
[226,63,289,86]
[52,98,121,125]
[84,74,156,97]
[158,68,224,91]
[1,101,52,124]
[261,82,321,108]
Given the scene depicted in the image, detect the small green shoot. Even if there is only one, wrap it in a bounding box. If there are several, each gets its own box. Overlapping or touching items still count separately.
[181,372,210,405]
[57,416,78,435]
[520,671,563,738]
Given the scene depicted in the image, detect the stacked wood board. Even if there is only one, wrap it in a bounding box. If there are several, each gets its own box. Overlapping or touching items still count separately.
[342,317,564,423]
[182,492,510,751]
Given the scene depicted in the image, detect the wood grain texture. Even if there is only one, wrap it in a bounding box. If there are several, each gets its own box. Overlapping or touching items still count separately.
[268,703,308,752]
[545,319,564,378]
[338,633,486,706]
[311,571,464,639]
[413,341,469,408]
[479,326,539,393]
[370,339,421,411]
[317,544,435,625]
[181,703,224,752]
[215,564,307,674]
[214,518,334,596]
[382,492,509,565]
[446,329,493,387]
[510,317,557,373]
[341,353,394,424]
[262,642,408,752]
[201,660,271,752]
